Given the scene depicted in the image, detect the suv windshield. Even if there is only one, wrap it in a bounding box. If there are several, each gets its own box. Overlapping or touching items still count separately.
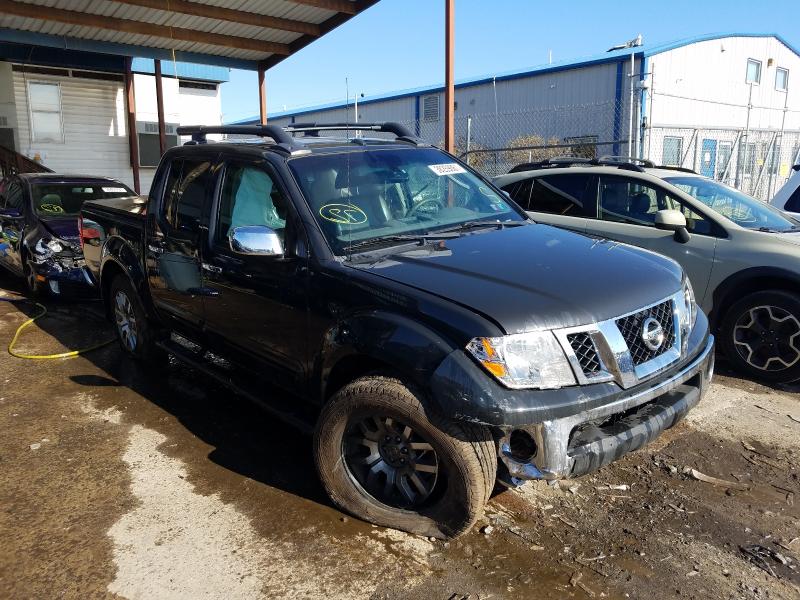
[32,182,134,216]
[289,147,525,254]
[665,176,799,232]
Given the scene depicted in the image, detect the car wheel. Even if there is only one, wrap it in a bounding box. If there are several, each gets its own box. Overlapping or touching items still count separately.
[314,375,496,538]
[720,290,800,383]
[22,256,43,296]
[110,274,165,364]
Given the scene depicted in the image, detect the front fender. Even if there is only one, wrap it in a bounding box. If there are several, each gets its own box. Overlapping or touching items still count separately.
[319,309,458,409]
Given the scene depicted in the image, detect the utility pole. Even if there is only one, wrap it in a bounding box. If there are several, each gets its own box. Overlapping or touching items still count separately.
[444,0,455,154]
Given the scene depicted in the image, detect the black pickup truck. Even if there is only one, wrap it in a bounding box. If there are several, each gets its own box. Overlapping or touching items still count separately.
[81,123,714,538]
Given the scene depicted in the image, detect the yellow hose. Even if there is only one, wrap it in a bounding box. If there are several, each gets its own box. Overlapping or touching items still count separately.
[5,299,115,360]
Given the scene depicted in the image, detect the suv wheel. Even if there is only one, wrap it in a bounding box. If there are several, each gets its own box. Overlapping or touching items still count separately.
[314,375,496,538]
[110,274,165,364]
[720,290,800,383]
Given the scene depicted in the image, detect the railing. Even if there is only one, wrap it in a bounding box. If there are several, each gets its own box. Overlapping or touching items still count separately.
[0,144,53,179]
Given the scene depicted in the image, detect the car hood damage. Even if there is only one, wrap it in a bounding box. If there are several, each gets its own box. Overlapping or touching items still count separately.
[355,224,683,334]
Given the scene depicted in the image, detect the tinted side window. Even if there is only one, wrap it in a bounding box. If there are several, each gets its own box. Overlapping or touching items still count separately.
[502,179,533,209]
[785,182,800,213]
[215,163,288,246]
[163,159,212,232]
[534,174,592,216]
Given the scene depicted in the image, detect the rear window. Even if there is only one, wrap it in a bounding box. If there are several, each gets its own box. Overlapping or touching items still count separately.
[32,182,134,216]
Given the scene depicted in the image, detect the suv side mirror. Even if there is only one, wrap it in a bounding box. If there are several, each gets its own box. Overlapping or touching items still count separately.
[655,209,690,243]
[229,226,284,256]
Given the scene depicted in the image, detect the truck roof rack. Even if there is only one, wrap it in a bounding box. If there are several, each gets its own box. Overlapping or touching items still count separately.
[284,122,428,146]
[176,122,428,153]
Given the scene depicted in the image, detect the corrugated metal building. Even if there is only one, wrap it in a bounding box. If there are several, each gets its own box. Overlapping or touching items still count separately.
[235,33,800,197]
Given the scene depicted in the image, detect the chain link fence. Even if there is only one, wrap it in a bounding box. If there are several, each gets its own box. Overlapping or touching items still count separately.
[387,97,798,201]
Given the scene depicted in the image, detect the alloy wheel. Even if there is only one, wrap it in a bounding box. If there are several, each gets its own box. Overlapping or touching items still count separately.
[343,415,439,509]
[114,290,138,352]
[733,305,800,371]
[25,260,37,293]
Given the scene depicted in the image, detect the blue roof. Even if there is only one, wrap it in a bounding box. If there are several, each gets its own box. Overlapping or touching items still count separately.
[232,32,799,124]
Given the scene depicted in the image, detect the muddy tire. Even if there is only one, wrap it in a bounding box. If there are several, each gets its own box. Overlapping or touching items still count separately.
[314,375,496,538]
[720,290,800,384]
[109,274,165,364]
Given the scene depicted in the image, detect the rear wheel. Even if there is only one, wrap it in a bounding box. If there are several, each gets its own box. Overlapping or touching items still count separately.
[110,274,165,363]
[720,290,800,383]
[314,375,496,538]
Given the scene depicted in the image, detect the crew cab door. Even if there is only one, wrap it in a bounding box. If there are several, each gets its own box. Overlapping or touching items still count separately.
[502,173,595,234]
[200,157,309,387]
[146,156,215,327]
[583,175,718,304]
[0,178,26,274]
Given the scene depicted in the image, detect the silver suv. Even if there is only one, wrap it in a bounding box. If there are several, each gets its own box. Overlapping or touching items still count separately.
[495,157,800,383]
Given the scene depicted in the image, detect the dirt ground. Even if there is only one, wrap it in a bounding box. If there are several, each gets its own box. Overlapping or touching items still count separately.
[0,282,798,600]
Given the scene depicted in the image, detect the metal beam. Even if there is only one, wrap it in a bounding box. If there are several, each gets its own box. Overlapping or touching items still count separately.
[124,57,140,195]
[155,59,167,156]
[0,0,290,56]
[112,0,320,36]
[258,66,268,125]
[444,0,455,154]
[284,0,358,14]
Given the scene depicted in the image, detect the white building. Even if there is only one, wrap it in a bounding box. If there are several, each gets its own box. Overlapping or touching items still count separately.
[0,50,227,194]
[238,33,800,199]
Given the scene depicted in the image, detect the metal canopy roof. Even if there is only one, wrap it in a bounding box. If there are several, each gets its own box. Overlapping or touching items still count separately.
[0,0,379,70]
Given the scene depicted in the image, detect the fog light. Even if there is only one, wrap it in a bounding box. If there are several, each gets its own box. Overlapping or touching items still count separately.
[508,429,537,462]
[48,280,60,295]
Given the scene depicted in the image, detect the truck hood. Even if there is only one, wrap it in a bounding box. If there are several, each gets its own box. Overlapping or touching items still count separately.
[354,224,683,334]
[39,215,80,243]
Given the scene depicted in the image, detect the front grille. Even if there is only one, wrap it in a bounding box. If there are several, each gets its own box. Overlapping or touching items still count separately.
[616,300,675,365]
[567,332,602,375]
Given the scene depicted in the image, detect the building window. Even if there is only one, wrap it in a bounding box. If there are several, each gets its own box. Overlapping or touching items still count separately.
[422,94,439,122]
[27,81,63,143]
[662,137,683,166]
[745,59,762,84]
[776,68,789,92]
[137,122,179,168]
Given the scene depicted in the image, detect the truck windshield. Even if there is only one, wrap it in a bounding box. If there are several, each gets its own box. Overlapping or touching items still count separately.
[289,147,526,254]
[32,182,135,217]
[665,176,800,232]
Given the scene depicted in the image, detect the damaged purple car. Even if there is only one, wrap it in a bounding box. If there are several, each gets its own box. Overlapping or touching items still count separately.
[0,174,135,296]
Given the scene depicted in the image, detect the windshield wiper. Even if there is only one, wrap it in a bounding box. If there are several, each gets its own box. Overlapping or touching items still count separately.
[343,232,461,253]
[435,220,528,234]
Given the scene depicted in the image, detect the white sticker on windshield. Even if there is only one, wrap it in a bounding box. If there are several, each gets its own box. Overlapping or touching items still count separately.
[428,163,466,176]
[102,187,127,193]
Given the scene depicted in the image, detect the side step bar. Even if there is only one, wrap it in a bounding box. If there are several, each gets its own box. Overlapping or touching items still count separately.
[156,335,315,435]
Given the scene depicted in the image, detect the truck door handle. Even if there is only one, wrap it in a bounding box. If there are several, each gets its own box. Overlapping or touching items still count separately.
[148,243,165,254]
[201,262,222,274]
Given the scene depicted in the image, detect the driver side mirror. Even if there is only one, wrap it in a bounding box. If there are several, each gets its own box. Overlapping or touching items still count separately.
[655,209,691,243]
[229,226,284,256]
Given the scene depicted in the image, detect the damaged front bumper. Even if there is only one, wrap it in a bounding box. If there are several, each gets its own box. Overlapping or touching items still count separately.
[29,254,95,296]
[498,334,714,483]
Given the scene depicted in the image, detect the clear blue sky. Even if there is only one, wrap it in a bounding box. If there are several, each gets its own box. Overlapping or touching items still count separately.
[221,0,800,123]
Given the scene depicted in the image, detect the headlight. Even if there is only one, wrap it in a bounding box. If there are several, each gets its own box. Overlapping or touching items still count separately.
[466,331,576,389]
[680,277,697,353]
[34,238,64,255]
[46,239,64,253]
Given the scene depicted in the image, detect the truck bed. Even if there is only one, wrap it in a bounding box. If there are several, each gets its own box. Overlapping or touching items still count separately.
[81,195,148,280]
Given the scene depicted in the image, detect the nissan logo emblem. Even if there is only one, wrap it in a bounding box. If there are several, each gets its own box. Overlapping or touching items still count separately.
[641,317,665,352]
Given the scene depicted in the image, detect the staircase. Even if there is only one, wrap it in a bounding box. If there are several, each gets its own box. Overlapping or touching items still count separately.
[0,144,53,179]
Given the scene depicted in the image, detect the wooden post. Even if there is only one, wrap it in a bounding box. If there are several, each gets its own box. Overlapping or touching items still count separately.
[124,57,140,194]
[155,59,167,156]
[258,64,267,125]
[444,0,455,154]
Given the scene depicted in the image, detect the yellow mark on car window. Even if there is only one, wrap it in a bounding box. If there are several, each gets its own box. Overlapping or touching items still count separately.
[319,203,368,225]
[40,204,63,213]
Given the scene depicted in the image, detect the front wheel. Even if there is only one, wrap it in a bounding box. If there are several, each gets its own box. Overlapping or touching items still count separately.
[314,375,496,538]
[720,290,800,383]
[23,256,43,296]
